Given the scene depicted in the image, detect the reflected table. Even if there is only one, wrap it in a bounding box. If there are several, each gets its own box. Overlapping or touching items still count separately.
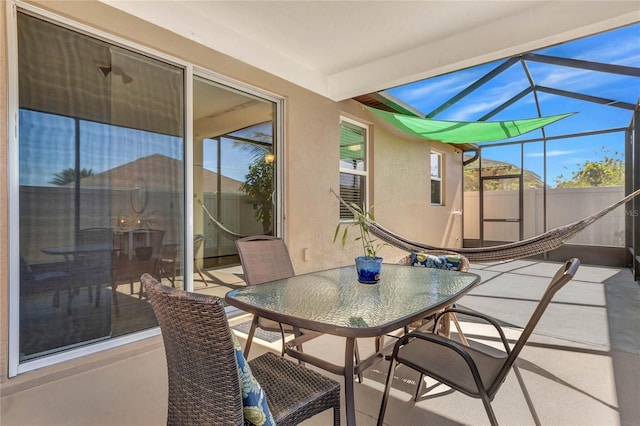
[41,243,116,313]
[225,264,481,425]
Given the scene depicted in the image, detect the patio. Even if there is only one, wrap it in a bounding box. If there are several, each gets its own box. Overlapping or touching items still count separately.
[2,259,638,425]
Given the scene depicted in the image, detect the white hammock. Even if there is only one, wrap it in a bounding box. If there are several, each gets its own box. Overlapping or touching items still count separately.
[198,199,248,241]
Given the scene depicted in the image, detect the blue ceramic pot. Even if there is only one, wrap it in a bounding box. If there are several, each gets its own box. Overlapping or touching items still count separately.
[355,256,383,284]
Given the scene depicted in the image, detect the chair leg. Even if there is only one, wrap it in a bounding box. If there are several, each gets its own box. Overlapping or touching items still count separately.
[94,282,101,307]
[243,315,260,357]
[170,264,177,287]
[112,281,120,314]
[481,392,499,426]
[195,264,209,286]
[354,339,363,383]
[333,405,340,426]
[377,357,397,426]
[279,322,287,356]
[414,373,424,401]
[451,312,470,346]
[67,289,73,315]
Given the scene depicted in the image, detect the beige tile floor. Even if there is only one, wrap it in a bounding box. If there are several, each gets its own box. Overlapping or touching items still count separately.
[2,260,639,425]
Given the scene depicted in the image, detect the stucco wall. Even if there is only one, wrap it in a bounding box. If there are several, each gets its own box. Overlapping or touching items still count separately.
[1,0,462,382]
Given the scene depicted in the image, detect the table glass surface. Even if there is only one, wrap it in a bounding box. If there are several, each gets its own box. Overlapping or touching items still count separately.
[226,264,479,334]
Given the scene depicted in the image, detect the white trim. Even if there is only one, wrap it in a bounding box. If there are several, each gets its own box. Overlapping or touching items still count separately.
[275,97,286,238]
[184,66,195,292]
[339,116,370,216]
[431,151,443,206]
[7,0,21,378]
[16,328,161,375]
[192,66,286,237]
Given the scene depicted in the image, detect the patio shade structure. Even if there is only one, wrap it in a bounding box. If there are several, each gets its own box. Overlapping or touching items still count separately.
[367,106,574,144]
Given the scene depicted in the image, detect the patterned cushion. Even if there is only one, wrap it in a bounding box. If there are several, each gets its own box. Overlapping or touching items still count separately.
[231,332,276,426]
[411,252,462,271]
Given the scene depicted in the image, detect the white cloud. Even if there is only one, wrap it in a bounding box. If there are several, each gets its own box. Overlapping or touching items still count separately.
[392,73,471,105]
[528,149,578,158]
[575,37,640,67]
[447,78,530,121]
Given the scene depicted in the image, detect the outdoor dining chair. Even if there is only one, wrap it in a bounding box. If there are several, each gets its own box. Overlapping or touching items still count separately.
[141,273,341,426]
[378,258,580,426]
[236,235,368,382]
[235,235,308,357]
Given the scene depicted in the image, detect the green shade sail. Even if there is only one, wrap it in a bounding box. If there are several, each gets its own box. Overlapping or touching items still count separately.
[367,107,574,144]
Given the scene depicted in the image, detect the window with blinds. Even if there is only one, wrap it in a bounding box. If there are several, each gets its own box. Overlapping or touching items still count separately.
[431,151,443,205]
[339,118,368,219]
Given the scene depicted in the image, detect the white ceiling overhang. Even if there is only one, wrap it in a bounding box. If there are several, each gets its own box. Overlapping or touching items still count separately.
[100,1,639,101]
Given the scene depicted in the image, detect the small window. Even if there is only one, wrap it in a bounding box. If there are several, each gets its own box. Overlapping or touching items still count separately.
[431,151,443,205]
[339,118,368,219]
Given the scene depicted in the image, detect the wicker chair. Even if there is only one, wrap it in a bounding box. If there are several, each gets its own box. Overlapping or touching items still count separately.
[378,258,580,426]
[141,273,341,426]
[396,250,470,337]
[235,235,311,357]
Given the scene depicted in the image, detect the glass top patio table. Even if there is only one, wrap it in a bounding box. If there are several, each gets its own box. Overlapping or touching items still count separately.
[226,264,480,426]
[226,264,480,338]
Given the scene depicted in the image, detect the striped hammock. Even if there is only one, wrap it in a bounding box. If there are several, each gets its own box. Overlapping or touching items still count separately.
[331,188,640,263]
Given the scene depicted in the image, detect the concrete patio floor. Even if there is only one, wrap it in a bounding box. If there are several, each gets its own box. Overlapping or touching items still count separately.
[1,259,638,425]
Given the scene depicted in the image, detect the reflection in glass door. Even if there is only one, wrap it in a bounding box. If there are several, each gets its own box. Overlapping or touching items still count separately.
[192,76,277,289]
[16,12,184,361]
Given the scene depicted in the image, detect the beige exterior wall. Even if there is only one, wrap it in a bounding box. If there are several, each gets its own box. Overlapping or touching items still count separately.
[0,0,462,383]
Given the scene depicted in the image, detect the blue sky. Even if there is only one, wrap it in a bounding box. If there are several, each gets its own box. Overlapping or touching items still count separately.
[387,23,639,186]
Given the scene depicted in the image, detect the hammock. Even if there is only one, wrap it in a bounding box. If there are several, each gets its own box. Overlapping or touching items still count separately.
[331,188,640,263]
[198,199,249,241]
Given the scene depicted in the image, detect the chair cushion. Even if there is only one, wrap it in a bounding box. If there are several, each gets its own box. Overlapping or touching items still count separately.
[231,332,276,426]
[411,252,462,270]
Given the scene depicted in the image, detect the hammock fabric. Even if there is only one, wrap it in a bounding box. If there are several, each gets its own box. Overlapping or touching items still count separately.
[331,188,640,263]
[198,199,248,241]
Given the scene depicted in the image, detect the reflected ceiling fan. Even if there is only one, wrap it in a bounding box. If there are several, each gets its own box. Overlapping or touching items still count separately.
[97,65,133,84]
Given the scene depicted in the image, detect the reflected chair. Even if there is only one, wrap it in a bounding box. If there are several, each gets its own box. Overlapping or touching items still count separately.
[112,228,165,312]
[157,234,209,288]
[378,258,580,426]
[141,273,341,426]
[157,243,179,287]
[235,235,302,357]
[396,251,470,337]
[192,234,209,285]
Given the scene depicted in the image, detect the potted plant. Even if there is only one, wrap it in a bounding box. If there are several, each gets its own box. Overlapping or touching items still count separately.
[334,202,387,284]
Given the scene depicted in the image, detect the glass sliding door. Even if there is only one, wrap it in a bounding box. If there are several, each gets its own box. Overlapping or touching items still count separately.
[190,76,277,293]
[17,12,184,361]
